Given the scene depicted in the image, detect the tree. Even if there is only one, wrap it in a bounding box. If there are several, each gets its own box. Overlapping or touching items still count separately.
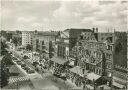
[12,36,22,46]
[1,53,14,66]
[1,66,10,88]
[32,61,39,67]
[16,30,22,34]
[12,37,18,46]
[1,30,7,37]
[49,41,54,58]
[26,44,33,51]
[1,41,8,56]
[1,53,13,88]
[6,33,12,41]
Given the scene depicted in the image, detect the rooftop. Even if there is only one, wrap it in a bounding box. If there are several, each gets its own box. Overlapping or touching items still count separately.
[64,28,92,32]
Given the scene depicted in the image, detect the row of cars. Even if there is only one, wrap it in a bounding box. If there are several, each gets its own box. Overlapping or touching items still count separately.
[12,57,35,74]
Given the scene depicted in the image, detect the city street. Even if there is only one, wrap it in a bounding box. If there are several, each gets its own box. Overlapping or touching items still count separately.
[8,49,77,90]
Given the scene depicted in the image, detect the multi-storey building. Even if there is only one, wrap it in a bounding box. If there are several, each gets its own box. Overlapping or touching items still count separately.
[66,29,115,89]
[112,32,127,89]
[97,32,115,79]
[22,31,34,46]
[48,28,93,84]
[64,28,92,53]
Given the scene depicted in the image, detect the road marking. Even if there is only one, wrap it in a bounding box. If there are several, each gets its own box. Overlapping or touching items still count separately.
[9,76,29,84]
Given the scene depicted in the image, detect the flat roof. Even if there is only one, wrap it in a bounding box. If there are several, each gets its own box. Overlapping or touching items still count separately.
[69,66,89,77]
[86,72,101,81]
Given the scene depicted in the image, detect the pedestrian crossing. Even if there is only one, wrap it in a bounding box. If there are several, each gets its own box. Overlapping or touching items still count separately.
[9,76,30,84]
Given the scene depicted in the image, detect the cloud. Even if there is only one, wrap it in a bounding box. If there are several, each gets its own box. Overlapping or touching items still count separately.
[1,0,127,32]
[17,16,36,23]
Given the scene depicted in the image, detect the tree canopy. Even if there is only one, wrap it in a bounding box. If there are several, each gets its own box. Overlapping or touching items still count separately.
[1,41,8,56]
[1,53,14,67]
[49,41,54,58]
[26,44,33,51]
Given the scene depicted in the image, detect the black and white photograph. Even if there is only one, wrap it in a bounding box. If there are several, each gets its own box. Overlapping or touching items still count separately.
[0,0,128,90]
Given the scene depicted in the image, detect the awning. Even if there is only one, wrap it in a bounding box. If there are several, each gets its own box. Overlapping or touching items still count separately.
[50,57,68,65]
[69,61,74,66]
[98,85,111,89]
[86,72,101,81]
[113,81,124,88]
[69,66,84,77]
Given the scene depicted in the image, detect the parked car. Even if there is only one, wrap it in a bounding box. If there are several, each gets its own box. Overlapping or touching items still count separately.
[27,69,35,74]
[23,55,29,59]
[21,64,26,68]
[24,66,30,72]
[16,61,22,65]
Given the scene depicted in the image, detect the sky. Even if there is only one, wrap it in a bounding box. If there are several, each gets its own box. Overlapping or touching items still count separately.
[0,0,128,32]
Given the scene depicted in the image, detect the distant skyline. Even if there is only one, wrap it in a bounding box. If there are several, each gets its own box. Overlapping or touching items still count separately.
[0,0,127,32]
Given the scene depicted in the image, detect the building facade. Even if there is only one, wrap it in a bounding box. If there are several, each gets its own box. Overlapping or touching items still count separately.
[56,30,69,60]
[66,29,116,89]
[22,31,34,46]
[33,31,59,53]
[64,28,92,53]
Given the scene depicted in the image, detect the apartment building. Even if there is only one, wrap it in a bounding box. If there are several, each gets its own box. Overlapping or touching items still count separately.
[22,31,34,46]
[66,28,115,89]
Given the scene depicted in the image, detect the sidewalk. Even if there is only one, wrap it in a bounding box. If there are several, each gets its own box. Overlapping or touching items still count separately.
[49,75,81,90]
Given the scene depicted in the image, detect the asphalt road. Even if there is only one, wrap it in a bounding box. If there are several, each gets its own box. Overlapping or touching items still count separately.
[10,50,82,90]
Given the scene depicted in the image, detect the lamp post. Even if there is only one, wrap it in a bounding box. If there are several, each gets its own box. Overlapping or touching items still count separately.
[93,79,96,90]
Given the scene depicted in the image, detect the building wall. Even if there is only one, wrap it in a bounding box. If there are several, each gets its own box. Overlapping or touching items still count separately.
[70,31,107,76]
[56,32,69,60]
[57,41,69,59]
[69,29,92,52]
[33,34,57,52]
[98,33,114,42]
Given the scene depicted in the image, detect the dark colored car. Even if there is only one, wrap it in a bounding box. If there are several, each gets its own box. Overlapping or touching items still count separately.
[23,66,30,71]
[21,64,26,68]
[27,69,35,74]
[16,61,22,65]
[23,55,29,59]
